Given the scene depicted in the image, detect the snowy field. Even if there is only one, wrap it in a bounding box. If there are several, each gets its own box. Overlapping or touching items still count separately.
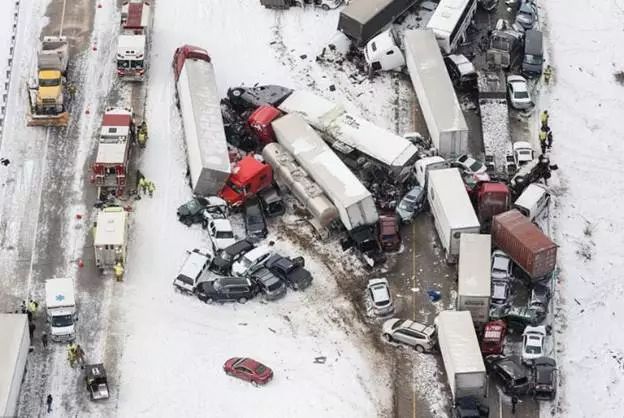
[542,0,624,416]
[114,1,394,416]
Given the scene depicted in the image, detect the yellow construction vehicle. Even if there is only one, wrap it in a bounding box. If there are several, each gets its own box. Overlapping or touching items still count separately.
[27,36,70,127]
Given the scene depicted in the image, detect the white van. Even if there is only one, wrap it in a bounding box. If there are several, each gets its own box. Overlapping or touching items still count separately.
[173,248,213,294]
[513,183,550,221]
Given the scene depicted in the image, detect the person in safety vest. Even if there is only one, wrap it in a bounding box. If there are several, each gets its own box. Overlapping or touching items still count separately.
[137,121,148,148]
[539,127,548,154]
[540,110,549,129]
[543,65,553,84]
[146,180,155,198]
[138,177,148,196]
[114,262,124,282]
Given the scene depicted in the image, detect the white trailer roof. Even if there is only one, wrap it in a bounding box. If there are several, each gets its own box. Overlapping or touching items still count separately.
[45,278,76,308]
[458,234,491,297]
[341,0,398,22]
[437,310,486,373]
[404,30,468,133]
[271,114,373,217]
[177,58,230,186]
[0,314,28,417]
[96,142,128,165]
[428,168,479,229]
[94,208,127,246]
[279,90,417,168]
[426,0,472,37]
[118,34,145,52]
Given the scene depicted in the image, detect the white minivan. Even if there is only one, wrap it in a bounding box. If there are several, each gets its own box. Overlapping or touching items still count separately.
[513,183,550,221]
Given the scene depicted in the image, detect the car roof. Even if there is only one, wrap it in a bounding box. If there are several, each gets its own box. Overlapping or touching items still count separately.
[211,218,232,230]
[369,281,390,301]
[179,251,210,279]
[401,320,432,334]
[253,267,280,284]
[223,239,254,255]
[235,357,260,369]
[243,246,272,261]
[497,358,526,376]
[217,276,250,286]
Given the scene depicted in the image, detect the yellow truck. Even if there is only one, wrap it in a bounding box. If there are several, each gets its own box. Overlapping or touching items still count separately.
[27,36,69,127]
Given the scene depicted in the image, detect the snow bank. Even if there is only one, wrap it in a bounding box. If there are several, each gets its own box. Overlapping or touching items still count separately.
[543,1,624,416]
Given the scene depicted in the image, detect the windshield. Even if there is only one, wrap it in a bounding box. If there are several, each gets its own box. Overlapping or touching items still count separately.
[216,230,234,239]
[525,345,542,354]
[525,54,543,65]
[117,59,130,68]
[226,180,243,195]
[51,314,74,328]
[255,364,267,374]
[515,91,530,99]
[177,275,193,286]
[469,161,482,171]
[39,78,60,87]
[241,255,254,269]
[130,60,144,69]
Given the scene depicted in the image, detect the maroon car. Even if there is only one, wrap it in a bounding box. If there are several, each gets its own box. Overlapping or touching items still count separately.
[481,320,508,355]
[378,215,401,252]
[223,357,273,386]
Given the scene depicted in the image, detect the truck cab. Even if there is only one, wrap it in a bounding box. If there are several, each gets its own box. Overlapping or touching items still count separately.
[364,29,405,73]
[470,182,510,229]
[247,105,282,145]
[37,69,63,112]
[219,156,273,206]
[45,278,77,342]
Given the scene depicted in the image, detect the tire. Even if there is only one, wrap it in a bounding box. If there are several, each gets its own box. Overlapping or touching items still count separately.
[238,297,248,304]
[231,88,243,98]
[202,220,208,229]
[415,345,425,354]
[292,283,299,291]
[251,380,259,387]
[321,4,330,10]
[383,334,393,343]
[205,297,214,304]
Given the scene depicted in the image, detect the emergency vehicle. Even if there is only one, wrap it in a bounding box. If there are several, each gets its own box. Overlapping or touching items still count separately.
[90,107,135,199]
[117,0,151,80]
[93,206,129,273]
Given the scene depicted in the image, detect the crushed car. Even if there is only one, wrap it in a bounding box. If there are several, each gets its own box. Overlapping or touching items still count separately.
[485,354,530,395]
[210,239,255,275]
[264,254,312,291]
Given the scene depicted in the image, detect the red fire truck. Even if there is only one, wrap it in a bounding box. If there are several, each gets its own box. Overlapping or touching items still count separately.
[91,107,135,199]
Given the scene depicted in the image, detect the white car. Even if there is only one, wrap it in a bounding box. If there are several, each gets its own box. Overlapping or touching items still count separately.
[454,154,487,175]
[382,318,437,353]
[522,325,547,364]
[173,248,214,294]
[512,141,535,166]
[231,245,274,277]
[206,218,236,251]
[491,279,510,307]
[491,250,513,281]
[366,278,395,317]
[507,75,532,109]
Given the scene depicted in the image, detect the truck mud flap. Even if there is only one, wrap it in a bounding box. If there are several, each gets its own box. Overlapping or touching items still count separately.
[27,111,69,127]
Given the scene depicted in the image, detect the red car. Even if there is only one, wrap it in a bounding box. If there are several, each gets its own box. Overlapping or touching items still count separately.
[223,357,273,386]
[480,320,508,355]
[378,214,401,252]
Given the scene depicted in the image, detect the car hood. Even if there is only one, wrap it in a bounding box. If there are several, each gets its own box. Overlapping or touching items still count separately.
[382,318,401,334]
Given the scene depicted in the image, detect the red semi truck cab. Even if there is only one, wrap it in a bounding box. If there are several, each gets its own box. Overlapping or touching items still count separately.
[247,105,282,146]
[219,156,273,206]
[472,182,510,227]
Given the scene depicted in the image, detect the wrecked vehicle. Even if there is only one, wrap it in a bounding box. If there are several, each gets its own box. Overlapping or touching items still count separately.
[176,196,228,227]
[395,185,426,223]
[260,0,343,11]
[264,254,312,291]
[259,186,286,218]
[227,84,293,112]
[378,214,401,252]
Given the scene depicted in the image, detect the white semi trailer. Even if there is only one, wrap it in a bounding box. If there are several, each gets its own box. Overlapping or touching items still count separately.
[278,90,418,176]
[403,30,469,158]
[173,45,230,196]
[457,234,492,327]
[435,310,487,402]
[0,314,30,417]
[271,114,385,267]
[427,168,480,263]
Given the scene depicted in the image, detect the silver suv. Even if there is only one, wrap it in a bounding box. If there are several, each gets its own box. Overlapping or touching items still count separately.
[382,318,436,353]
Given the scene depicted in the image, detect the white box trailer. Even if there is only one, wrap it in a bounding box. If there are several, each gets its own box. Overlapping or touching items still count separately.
[271,114,378,231]
[435,310,487,401]
[458,234,491,326]
[94,207,129,272]
[173,45,230,196]
[45,278,77,342]
[0,314,30,417]
[427,168,480,263]
[278,90,418,175]
[404,30,468,158]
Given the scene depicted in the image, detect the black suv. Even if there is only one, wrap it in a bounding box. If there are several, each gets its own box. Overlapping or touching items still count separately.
[530,357,557,400]
[177,196,228,227]
[251,267,287,301]
[244,196,268,239]
[196,277,258,304]
[485,355,530,395]
[264,254,312,290]
[210,239,255,275]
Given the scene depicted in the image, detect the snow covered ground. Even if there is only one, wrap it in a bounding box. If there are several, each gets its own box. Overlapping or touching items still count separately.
[542,0,624,416]
[113,1,393,416]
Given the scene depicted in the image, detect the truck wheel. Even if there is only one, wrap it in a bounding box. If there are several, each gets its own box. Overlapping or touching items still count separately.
[415,345,425,353]
[321,4,329,10]
[230,88,243,98]
[238,297,248,304]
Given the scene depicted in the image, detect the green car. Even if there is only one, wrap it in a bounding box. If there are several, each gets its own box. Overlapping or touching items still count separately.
[490,307,539,332]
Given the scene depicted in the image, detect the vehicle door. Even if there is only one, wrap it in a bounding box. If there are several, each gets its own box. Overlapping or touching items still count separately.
[405,329,427,347]
[229,285,246,300]
[392,330,415,345]
[235,365,253,381]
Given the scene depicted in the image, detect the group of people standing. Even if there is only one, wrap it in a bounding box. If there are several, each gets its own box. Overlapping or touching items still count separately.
[539,110,553,155]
